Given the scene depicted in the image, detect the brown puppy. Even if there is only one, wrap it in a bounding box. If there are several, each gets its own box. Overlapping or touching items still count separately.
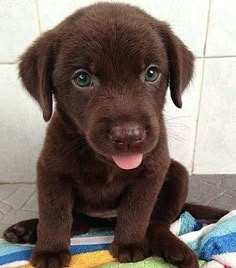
[3,3,227,268]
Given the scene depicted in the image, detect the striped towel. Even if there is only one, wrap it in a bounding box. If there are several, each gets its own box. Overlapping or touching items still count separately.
[180,210,236,268]
[0,211,201,267]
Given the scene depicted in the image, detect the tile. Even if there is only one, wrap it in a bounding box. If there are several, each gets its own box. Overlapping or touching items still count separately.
[206,0,236,56]
[37,0,208,56]
[22,192,38,212]
[0,65,46,182]
[187,177,223,204]
[0,184,19,200]
[0,212,4,222]
[3,185,35,209]
[226,190,236,198]
[194,58,236,174]
[2,209,38,225]
[208,193,236,211]
[192,174,222,186]
[219,175,236,190]
[0,202,12,214]
[164,60,203,172]
[0,0,39,62]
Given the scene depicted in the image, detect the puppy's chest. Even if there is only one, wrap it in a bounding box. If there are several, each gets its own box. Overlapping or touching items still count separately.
[74,172,129,213]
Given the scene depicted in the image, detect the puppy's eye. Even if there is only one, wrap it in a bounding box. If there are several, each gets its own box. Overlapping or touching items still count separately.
[73,71,92,87]
[145,67,159,82]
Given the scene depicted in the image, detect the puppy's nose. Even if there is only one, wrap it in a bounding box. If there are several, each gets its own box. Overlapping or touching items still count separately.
[110,124,146,146]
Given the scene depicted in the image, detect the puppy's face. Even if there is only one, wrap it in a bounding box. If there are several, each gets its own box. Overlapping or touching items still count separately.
[19,3,194,169]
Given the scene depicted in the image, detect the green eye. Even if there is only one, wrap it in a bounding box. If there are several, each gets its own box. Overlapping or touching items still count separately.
[145,67,159,82]
[74,71,92,87]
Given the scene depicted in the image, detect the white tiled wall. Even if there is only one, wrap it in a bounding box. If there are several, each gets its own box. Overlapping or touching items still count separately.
[0,0,236,182]
[194,58,236,173]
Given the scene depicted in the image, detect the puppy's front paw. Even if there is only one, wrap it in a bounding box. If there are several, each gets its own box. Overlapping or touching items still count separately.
[151,231,199,268]
[31,249,71,268]
[163,241,199,268]
[110,241,148,263]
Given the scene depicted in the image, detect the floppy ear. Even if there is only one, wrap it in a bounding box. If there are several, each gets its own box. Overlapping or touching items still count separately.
[18,31,57,121]
[158,22,195,108]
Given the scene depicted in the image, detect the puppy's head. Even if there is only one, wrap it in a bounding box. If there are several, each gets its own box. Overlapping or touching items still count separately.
[19,3,194,170]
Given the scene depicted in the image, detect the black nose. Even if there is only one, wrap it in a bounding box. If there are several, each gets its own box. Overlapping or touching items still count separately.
[110,123,146,147]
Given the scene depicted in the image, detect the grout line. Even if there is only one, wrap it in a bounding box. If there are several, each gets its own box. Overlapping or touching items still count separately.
[225,191,236,198]
[199,55,236,59]
[205,191,226,205]
[0,62,17,65]
[191,58,206,174]
[0,182,36,185]
[34,0,42,34]
[191,0,211,173]
[20,190,36,210]
[198,177,221,187]
[1,187,19,203]
[203,0,212,56]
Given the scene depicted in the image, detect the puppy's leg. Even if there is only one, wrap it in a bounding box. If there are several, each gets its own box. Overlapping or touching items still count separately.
[3,213,101,244]
[149,159,199,268]
[182,203,228,221]
[30,166,74,268]
[111,164,169,263]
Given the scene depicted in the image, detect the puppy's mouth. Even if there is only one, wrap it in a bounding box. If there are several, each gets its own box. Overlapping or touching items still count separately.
[111,153,143,170]
[88,120,159,169]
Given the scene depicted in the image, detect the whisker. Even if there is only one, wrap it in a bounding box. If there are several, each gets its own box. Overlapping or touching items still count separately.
[168,134,185,143]
[164,115,191,121]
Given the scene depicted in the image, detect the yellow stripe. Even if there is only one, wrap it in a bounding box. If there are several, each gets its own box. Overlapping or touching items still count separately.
[20,250,115,268]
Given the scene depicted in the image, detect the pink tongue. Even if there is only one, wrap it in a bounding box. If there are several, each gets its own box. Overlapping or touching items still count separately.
[112,153,143,170]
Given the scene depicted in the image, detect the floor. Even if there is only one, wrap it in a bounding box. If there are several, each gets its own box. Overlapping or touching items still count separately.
[0,175,235,236]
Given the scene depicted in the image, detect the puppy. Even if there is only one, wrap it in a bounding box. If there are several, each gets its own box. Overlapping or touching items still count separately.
[3,3,227,268]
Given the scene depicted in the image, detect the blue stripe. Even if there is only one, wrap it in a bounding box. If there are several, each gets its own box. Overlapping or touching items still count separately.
[0,249,32,265]
[0,242,33,256]
[0,231,113,258]
[0,244,111,265]
[70,243,110,254]
[199,232,236,261]
[179,212,202,236]
[193,221,203,232]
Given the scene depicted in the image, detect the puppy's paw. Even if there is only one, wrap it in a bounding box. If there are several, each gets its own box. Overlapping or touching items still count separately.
[3,219,38,244]
[151,231,199,268]
[31,249,71,268]
[110,241,148,263]
[162,241,199,268]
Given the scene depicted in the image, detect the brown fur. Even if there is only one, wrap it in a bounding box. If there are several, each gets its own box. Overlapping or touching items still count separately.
[3,3,227,268]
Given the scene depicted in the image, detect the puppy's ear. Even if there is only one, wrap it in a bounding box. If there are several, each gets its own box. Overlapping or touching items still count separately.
[18,31,57,121]
[158,22,194,108]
